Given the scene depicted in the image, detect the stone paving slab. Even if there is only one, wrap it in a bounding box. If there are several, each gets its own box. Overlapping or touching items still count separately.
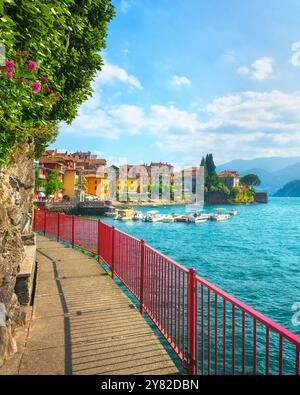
[4,235,179,375]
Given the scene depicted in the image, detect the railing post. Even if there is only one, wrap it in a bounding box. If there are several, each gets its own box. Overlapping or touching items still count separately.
[188,268,198,375]
[97,219,101,263]
[139,239,145,315]
[43,209,46,235]
[71,215,75,248]
[57,212,60,241]
[111,226,115,278]
[33,207,36,231]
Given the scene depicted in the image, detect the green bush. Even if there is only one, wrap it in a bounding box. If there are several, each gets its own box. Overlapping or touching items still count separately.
[0,0,115,165]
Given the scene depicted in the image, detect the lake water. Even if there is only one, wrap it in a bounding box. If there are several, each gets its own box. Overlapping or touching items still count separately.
[96,197,300,336]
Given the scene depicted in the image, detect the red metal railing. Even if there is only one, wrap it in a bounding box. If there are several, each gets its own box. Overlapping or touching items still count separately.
[34,208,300,375]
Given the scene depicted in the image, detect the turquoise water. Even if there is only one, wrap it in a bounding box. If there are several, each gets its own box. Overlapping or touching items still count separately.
[96,197,300,336]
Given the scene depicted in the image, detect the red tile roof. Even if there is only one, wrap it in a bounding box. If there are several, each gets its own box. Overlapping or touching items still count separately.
[218,170,240,178]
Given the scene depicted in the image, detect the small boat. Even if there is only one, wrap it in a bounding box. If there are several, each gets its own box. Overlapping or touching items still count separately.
[161,215,175,223]
[174,215,188,222]
[228,210,237,216]
[186,214,197,223]
[105,208,118,217]
[143,210,164,222]
[133,211,144,221]
[186,211,210,223]
[115,209,134,221]
[199,213,212,220]
[211,213,230,221]
[194,217,208,224]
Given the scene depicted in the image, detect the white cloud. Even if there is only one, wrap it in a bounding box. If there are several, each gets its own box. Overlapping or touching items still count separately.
[97,62,142,90]
[251,57,274,80]
[171,75,191,88]
[61,89,300,163]
[238,57,274,80]
[291,42,300,67]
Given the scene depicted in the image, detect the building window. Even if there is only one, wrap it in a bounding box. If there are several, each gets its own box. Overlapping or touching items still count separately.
[94,186,97,191]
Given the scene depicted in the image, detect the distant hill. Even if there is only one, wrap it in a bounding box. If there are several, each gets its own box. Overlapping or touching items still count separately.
[217,156,300,194]
[217,156,300,173]
[274,180,300,197]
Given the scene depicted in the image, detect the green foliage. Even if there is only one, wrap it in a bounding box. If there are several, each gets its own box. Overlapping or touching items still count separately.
[201,153,256,204]
[241,174,261,187]
[0,0,115,165]
[45,169,63,196]
[200,156,208,178]
[229,186,255,203]
[205,153,216,177]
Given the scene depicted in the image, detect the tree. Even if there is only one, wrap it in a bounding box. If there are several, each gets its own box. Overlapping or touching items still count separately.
[205,153,216,177]
[45,169,63,196]
[200,156,208,178]
[0,0,115,165]
[241,174,261,187]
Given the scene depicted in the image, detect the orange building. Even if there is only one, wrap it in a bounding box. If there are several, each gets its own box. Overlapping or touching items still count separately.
[85,174,110,200]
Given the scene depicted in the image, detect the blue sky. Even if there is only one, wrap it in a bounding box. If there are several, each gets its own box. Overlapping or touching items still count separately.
[52,0,300,167]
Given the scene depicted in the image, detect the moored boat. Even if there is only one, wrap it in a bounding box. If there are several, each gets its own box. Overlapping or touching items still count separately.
[133,211,144,221]
[228,209,237,216]
[161,215,175,223]
[114,209,134,221]
[211,213,230,221]
[104,208,118,217]
[143,210,164,222]
[194,217,208,224]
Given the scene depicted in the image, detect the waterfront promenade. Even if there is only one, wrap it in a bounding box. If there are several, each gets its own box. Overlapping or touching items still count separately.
[0,235,178,375]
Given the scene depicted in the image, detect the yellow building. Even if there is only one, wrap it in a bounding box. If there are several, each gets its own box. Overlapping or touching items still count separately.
[85,174,110,200]
[117,177,139,201]
[63,169,79,198]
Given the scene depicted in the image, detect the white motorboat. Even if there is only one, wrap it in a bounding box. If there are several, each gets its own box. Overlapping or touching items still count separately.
[228,210,237,216]
[105,209,118,217]
[143,210,164,222]
[114,209,134,221]
[173,215,188,222]
[187,212,210,223]
[133,211,144,221]
[161,215,175,223]
[194,217,207,224]
[211,213,230,221]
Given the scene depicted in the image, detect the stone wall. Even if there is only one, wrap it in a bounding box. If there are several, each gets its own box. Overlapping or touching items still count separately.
[0,144,35,367]
[254,192,268,203]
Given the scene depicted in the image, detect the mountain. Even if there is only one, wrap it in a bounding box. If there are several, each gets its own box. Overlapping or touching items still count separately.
[274,180,300,197]
[217,156,300,173]
[217,156,300,195]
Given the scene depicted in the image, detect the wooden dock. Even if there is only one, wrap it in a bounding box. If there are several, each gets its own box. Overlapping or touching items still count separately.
[1,235,178,375]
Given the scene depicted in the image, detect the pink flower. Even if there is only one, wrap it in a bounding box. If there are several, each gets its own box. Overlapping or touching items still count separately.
[6,71,13,79]
[18,77,25,84]
[5,60,15,71]
[41,76,48,83]
[30,81,41,94]
[26,60,38,71]
[46,86,52,94]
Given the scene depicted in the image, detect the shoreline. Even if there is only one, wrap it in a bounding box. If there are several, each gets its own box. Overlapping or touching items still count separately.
[110,200,256,209]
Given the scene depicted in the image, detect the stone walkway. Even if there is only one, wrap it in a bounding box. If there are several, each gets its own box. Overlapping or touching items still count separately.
[0,235,178,375]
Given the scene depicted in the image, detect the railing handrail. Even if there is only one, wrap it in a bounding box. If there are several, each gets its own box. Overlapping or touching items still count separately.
[196,274,300,346]
[144,243,190,273]
[33,208,300,374]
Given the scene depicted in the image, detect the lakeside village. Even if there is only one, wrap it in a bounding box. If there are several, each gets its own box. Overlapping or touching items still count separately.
[35,150,267,223]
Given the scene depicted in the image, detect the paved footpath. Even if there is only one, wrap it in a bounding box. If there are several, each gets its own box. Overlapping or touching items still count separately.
[0,235,178,375]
